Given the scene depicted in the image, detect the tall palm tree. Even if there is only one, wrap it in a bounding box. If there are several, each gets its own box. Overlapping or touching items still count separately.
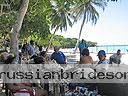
[44,1,74,95]
[73,0,107,53]
[45,0,73,54]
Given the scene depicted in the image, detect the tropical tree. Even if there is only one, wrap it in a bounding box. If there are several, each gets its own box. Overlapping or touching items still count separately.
[0,0,50,63]
[0,0,17,50]
[45,0,118,53]
[9,0,29,63]
[20,0,50,43]
[72,0,107,53]
[0,0,119,63]
[45,0,73,54]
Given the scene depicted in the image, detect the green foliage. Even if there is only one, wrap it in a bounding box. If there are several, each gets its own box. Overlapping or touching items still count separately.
[0,0,50,41]
[0,0,21,38]
[79,39,97,47]
[48,0,73,31]
[51,35,97,48]
[19,0,50,40]
[0,0,117,49]
[20,13,50,39]
[86,41,97,47]
[71,0,107,25]
[0,0,22,11]
[52,35,77,48]
[0,12,16,32]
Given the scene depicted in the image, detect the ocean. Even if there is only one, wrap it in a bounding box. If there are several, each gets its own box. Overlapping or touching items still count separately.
[89,45,128,54]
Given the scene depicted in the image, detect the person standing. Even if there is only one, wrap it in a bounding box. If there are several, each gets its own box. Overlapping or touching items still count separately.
[78,39,88,56]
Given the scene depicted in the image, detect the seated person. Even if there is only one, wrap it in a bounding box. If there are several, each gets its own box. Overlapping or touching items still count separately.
[109,49,122,64]
[29,54,45,64]
[20,54,30,64]
[38,46,45,57]
[95,50,109,71]
[80,48,93,64]
[51,46,66,64]
[97,50,108,64]
[0,51,15,64]
[7,83,48,96]
[33,55,45,64]
[3,54,48,96]
[0,51,8,62]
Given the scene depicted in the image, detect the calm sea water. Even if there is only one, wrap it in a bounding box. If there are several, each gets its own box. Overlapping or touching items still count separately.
[89,45,128,53]
[55,45,128,54]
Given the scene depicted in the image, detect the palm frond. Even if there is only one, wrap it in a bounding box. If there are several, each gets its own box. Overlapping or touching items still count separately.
[67,17,73,27]
[91,0,107,10]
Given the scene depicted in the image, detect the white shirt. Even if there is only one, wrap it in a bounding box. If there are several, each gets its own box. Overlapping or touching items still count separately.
[110,53,121,60]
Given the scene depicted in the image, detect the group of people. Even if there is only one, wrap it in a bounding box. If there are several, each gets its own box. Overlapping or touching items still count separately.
[51,39,122,65]
[79,47,122,65]
[19,40,46,64]
[0,50,15,64]
[78,39,122,65]
[0,39,122,96]
[19,40,67,65]
[0,40,48,96]
[20,40,45,57]
[4,39,121,66]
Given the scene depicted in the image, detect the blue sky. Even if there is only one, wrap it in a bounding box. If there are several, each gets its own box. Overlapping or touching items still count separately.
[53,0,128,45]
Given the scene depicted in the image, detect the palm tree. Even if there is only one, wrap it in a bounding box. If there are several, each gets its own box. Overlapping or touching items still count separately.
[72,0,107,53]
[45,0,73,54]
[44,1,74,95]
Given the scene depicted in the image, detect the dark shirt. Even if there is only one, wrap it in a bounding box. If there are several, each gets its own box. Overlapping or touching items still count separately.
[51,51,65,64]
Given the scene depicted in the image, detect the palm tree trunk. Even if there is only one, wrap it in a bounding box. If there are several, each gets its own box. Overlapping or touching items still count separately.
[10,0,29,64]
[45,27,58,55]
[74,7,87,54]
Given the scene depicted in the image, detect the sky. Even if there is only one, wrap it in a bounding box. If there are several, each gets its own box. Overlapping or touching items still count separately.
[52,0,128,45]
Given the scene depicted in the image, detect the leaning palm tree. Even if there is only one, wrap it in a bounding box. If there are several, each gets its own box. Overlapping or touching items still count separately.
[73,0,107,53]
[45,0,73,54]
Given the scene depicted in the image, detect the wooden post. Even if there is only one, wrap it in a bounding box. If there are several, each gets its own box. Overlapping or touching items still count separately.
[53,83,59,96]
